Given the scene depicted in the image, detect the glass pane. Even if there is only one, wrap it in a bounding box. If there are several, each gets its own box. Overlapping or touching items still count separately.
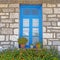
[32,28,39,36]
[32,19,39,27]
[32,37,39,44]
[24,9,30,15]
[23,19,29,27]
[23,28,29,36]
[32,9,39,15]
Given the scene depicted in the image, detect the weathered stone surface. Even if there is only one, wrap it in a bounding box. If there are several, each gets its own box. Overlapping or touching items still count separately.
[43,22,51,26]
[0,4,8,7]
[0,13,9,15]
[51,22,57,26]
[6,35,9,41]
[15,19,19,22]
[48,41,52,45]
[43,3,46,7]
[9,4,19,8]
[1,16,9,18]
[48,18,58,21]
[14,42,19,48]
[57,33,60,38]
[2,8,14,12]
[43,15,47,21]
[53,41,60,45]
[47,4,56,7]
[48,15,56,17]
[0,35,5,41]
[10,23,19,28]
[10,35,18,41]
[43,39,47,45]
[0,23,5,27]
[1,42,10,44]
[14,29,19,34]
[57,22,60,26]
[1,19,13,23]
[1,28,13,34]
[43,33,53,38]
[10,13,19,18]
[43,27,46,32]
[43,8,53,14]
[54,8,60,14]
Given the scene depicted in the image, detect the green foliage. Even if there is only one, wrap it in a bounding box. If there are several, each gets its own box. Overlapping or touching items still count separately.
[0,48,60,60]
[18,37,28,44]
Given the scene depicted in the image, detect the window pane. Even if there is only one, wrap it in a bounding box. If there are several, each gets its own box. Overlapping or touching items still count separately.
[32,28,39,36]
[32,19,39,27]
[32,37,39,44]
[32,9,39,15]
[23,19,29,27]
[23,28,29,36]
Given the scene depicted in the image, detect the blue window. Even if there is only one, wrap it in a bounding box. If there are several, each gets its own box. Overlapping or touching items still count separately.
[19,5,42,48]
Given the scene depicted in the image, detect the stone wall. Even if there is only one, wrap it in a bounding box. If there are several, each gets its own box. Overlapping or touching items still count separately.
[0,4,19,49]
[43,3,60,51]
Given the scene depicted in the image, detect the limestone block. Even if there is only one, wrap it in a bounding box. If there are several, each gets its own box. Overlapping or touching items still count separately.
[10,13,19,18]
[0,23,5,27]
[1,28,13,34]
[0,35,5,41]
[14,29,19,35]
[43,8,53,14]
[10,23,19,28]
[54,8,60,14]
[10,35,18,41]
[43,33,53,38]
[0,4,8,7]
[9,4,19,8]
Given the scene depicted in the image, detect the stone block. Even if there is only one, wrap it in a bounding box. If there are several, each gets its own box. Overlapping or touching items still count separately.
[43,33,53,38]
[57,33,60,38]
[43,15,46,21]
[0,13,9,15]
[43,22,51,26]
[43,8,53,14]
[15,8,19,12]
[42,3,46,7]
[14,29,19,34]
[15,19,19,22]
[14,42,19,48]
[6,35,9,41]
[10,23,19,28]
[0,4,8,7]
[1,19,13,23]
[43,27,46,32]
[48,18,58,21]
[57,4,60,7]
[54,8,60,14]
[43,39,47,45]
[47,4,56,7]
[1,16,9,18]
[2,8,14,12]
[0,23,5,27]
[1,42,10,44]
[9,4,19,8]
[48,41,52,45]
[51,22,57,26]
[10,35,18,41]
[1,28,13,34]
[53,41,60,45]
[10,13,19,18]
[48,15,56,17]
[57,22,60,26]
[0,35,5,41]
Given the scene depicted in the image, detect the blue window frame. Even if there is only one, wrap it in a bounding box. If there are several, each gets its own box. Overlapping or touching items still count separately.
[19,5,42,48]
